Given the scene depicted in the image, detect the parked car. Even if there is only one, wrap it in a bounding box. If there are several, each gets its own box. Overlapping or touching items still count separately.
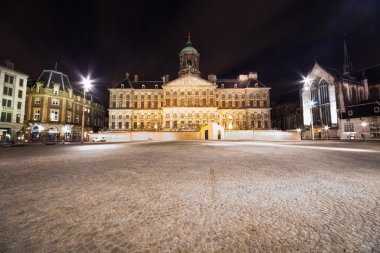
[92,137,106,142]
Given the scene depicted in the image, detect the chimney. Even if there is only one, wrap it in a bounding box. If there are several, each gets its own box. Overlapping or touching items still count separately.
[208,74,217,83]
[125,73,129,80]
[134,74,139,82]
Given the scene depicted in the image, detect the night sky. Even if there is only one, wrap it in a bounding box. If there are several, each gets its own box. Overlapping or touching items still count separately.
[1,0,379,103]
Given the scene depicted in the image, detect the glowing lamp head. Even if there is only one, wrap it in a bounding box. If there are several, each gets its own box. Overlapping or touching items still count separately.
[309,100,316,107]
[324,126,329,131]
[81,77,92,91]
[296,128,301,133]
[360,122,368,127]
[303,76,312,85]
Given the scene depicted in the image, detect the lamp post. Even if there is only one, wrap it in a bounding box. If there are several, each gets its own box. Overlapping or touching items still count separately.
[302,76,315,141]
[81,77,92,144]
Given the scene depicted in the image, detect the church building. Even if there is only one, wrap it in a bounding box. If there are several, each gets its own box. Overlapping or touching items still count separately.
[108,36,271,132]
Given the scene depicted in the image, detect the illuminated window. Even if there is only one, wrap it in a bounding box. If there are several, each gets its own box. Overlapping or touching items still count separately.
[66,111,72,122]
[34,109,40,121]
[50,109,59,121]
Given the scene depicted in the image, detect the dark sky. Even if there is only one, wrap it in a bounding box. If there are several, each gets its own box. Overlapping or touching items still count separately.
[1,0,379,103]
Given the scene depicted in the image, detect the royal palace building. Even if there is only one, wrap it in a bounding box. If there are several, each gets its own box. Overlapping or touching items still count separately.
[108,37,271,132]
[25,69,106,142]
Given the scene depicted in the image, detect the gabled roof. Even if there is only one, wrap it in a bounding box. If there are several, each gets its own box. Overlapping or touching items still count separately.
[320,65,361,83]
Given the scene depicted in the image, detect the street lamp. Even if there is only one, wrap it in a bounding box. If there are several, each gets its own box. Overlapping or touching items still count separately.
[302,75,315,141]
[309,100,316,141]
[324,126,329,140]
[81,77,92,144]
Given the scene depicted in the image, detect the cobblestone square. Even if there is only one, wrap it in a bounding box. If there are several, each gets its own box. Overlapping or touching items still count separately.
[0,141,379,252]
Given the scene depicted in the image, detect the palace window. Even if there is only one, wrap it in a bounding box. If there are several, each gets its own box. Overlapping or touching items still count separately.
[19,79,24,87]
[35,98,41,104]
[66,111,72,122]
[17,101,22,109]
[50,109,59,121]
[52,99,59,106]
[34,109,40,121]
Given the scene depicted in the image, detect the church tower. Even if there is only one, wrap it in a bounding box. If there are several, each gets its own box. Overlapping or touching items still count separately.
[178,33,201,77]
[342,39,353,76]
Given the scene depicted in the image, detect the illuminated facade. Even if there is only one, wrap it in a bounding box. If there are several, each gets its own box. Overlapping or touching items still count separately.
[0,60,28,142]
[300,41,379,139]
[108,37,271,132]
[25,69,106,142]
